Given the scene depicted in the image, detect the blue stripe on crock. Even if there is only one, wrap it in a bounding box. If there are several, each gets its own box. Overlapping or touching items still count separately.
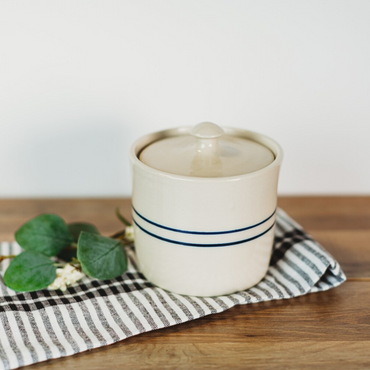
[133,218,276,248]
[132,206,276,235]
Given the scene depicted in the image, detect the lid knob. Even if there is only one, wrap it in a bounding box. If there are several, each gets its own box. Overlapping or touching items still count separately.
[189,122,224,154]
[190,122,224,139]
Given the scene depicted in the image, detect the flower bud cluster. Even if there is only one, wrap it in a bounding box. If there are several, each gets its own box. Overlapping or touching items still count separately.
[48,264,84,291]
[125,226,135,242]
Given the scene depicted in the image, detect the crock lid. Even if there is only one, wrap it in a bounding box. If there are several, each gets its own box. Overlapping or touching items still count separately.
[139,122,275,177]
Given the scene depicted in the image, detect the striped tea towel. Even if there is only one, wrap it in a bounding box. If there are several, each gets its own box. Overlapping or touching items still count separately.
[0,209,346,370]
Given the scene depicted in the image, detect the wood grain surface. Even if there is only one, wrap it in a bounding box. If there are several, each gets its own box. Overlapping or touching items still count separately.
[0,197,369,369]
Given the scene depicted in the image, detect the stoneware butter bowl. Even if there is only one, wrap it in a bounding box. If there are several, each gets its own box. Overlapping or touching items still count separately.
[129,122,283,297]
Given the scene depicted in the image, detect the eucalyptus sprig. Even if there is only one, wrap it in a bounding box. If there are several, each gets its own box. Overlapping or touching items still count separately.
[0,209,133,292]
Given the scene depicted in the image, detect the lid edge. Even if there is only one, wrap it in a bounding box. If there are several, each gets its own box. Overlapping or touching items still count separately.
[130,126,283,182]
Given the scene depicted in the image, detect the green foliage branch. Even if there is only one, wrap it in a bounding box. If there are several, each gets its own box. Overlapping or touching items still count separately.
[0,208,133,292]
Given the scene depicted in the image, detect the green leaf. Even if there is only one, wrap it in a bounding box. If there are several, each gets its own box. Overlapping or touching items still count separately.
[4,251,56,292]
[15,214,74,257]
[77,231,127,280]
[57,223,100,262]
[115,207,131,227]
[68,222,99,242]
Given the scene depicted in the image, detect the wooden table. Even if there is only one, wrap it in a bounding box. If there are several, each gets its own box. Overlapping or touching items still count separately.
[0,197,369,369]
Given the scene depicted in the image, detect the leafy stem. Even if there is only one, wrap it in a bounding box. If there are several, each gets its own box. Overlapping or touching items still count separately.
[3,207,133,292]
[54,263,68,268]
[115,207,131,227]
[54,258,81,269]
[118,239,134,247]
[110,229,126,239]
[0,255,16,263]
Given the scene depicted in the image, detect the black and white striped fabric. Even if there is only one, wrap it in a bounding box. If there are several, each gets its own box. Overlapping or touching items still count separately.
[0,209,346,370]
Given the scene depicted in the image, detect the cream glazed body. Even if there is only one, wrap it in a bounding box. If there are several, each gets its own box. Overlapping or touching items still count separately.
[129,125,283,297]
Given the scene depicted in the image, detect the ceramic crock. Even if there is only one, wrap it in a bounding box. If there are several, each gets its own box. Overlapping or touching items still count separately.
[129,122,283,297]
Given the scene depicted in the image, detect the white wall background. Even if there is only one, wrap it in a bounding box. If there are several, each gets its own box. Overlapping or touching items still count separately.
[0,0,369,197]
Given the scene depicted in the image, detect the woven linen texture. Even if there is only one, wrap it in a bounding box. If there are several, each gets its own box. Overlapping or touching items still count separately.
[0,209,346,370]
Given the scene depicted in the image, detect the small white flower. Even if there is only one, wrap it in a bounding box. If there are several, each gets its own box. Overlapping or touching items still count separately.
[48,264,85,291]
[125,225,135,242]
